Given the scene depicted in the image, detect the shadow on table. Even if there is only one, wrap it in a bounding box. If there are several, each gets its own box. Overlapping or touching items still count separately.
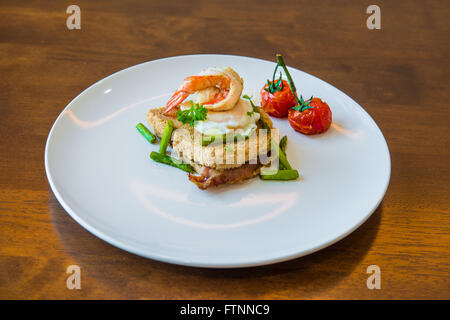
[49,191,382,299]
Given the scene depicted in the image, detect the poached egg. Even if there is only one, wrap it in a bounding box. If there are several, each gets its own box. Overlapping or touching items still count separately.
[192,98,260,137]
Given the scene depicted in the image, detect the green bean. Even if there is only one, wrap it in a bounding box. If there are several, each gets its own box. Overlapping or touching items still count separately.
[150,151,194,173]
[136,123,156,144]
[260,169,299,181]
[159,119,174,154]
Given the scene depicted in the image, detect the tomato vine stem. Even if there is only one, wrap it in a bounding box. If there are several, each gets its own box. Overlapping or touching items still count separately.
[276,54,301,105]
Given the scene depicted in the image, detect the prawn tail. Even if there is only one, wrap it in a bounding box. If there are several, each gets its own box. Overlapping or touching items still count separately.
[164,90,189,114]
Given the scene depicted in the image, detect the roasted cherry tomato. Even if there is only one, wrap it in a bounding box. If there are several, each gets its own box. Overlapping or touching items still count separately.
[261,80,297,117]
[261,55,298,117]
[288,97,332,135]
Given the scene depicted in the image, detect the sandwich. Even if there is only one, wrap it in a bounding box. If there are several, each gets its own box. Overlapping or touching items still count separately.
[146,66,275,189]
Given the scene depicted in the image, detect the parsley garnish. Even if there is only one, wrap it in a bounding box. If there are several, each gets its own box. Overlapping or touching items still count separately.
[176,101,208,126]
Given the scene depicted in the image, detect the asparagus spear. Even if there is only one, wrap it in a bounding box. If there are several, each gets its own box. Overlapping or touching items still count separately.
[241,95,294,175]
[201,133,247,146]
[278,136,288,169]
[201,135,216,146]
[258,117,271,132]
[280,136,287,154]
[150,151,194,173]
[271,139,292,170]
[242,94,271,132]
[260,169,299,181]
[159,119,174,154]
[136,123,156,144]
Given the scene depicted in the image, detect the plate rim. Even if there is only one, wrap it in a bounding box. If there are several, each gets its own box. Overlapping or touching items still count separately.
[45,53,391,268]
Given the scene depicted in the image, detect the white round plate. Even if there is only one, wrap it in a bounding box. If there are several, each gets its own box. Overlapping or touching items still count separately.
[45,54,390,268]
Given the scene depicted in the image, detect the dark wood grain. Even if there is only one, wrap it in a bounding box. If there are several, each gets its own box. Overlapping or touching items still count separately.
[0,0,448,299]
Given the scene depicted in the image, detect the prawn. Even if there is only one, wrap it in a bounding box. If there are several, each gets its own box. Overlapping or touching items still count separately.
[164,67,243,114]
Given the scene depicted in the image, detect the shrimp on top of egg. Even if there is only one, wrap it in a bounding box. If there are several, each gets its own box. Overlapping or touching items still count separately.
[163,66,261,137]
[164,67,244,114]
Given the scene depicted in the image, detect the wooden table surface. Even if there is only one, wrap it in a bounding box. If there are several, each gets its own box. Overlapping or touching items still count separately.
[0,0,449,299]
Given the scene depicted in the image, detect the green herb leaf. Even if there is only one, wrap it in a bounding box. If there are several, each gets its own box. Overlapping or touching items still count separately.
[176,101,208,126]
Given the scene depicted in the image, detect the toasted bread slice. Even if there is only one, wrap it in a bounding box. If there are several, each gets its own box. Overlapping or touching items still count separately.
[146,106,273,170]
